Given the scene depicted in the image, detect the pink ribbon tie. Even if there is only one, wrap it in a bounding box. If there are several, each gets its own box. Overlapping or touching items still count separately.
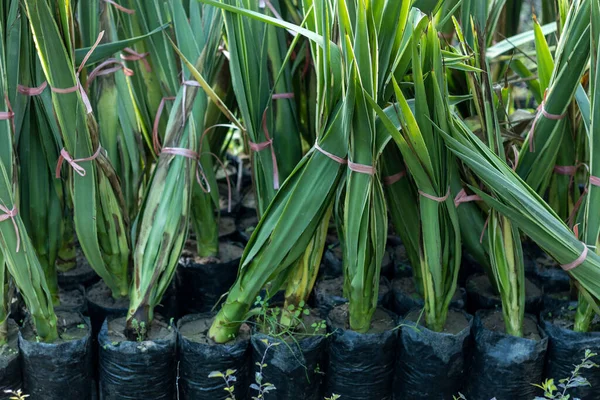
[121,48,152,72]
[454,188,482,208]
[87,59,134,89]
[314,143,347,164]
[50,32,105,114]
[527,92,567,152]
[561,245,588,271]
[272,93,295,100]
[55,146,103,178]
[419,187,451,203]
[383,171,406,186]
[103,0,135,14]
[17,81,48,96]
[0,205,20,252]
[348,161,376,175]
[590,176,600,187]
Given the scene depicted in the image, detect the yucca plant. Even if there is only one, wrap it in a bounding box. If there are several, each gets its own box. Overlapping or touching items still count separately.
[126,1,224,335]
[24,0,132,301]
[197,0,347,343]
[0,0,57,342]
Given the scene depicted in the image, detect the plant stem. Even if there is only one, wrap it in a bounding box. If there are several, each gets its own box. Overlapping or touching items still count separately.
[574,293,595,333]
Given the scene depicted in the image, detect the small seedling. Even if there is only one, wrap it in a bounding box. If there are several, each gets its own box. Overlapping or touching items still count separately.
[4,389,29,400]
[208,369,238,400]
[533,349,598,400]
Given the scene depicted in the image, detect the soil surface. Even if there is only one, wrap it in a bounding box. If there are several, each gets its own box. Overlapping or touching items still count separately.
[481,310,542,341]
[241,190,256,210]
[22,311,88,343]
[393,277,463,302]
[87,280,129,310]
[107,316,172,343]
[179,315,251,345]
[318,276,390,299]
[256,308,325,340]
[58,287,85,309]
[328,304,396,334]
[182,241,243,265]
[544,307,600,332]
[468,274,541,299]
[403,309,469,335]
[219,216,237,237]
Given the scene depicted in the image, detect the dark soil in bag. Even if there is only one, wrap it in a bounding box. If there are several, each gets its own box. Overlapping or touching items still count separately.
[55,285,87,314]
[177,314,250,400]
[0,320,21,399]
[321,245,343,279]
[387,237,413,279]
[325,305,398,400]
[542,292,572,311]
[19,311,92,400]
[57,249,100,290]
[465,310,548,400]
[391,277,466,317]
[250,313,327,400]
[86,280,129,336]
[177,241,243,315]
[466,274,542,314]
[540,308,600,400]
[313,276,392,318]
[393,309,472,399]
[219,216,238,239]
[523,243,570,293]
[98,317,176,400]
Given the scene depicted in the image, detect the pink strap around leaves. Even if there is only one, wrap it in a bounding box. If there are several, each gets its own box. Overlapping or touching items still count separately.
[86,59,134,89]
[50,32,105,114]
[454,188,482,208]
[590,176,600,187]
[103,0,135,14]
[383,171,406,186]
[561,245,588,271]
[0,205,20,252]
[18,81,48,96]
[314,143,347,165]
[527,91,567,152]
[419,187,451,203]
[55,146,103,178]
[348,161,375,175]
[0,96,14,121]
[121,48,152,72]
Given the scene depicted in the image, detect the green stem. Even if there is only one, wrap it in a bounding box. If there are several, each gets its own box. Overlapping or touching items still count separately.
[574,293,595,333]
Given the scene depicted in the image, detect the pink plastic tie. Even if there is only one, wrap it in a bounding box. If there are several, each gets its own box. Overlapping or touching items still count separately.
[590,176,600,187]
[561,245,588,271]
[527,92,567,152]
[454,188,482,207]
[419,187,451,203]
[55,146,103,179]
[103,0,135,14]
[50,32,105,114]
[314,143,347,164]
[121,48,152,72]
[153,96,177,154]
[0,205,20,252]
[17,81,48,96]
[272,93,294,100]
[87,58,134,88]
[247,111,279,189]
[553,166,577,176]
[0,96,14,122]
[348,161,376,175]
[383,171,406,186]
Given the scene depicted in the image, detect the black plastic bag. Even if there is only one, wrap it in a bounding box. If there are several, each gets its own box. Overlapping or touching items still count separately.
[325,306,397,400]
[313,276,392,319]
[19,312,92,400]
[0,320,21,399]
[393,310,472,399]
[98,318,176,400]
[177,314,250,400]
[176,242,242,315]
[466,274,542,315]
[523,242,570,293]
[465,310,548,400]
[250,331,327,400]
[57,249,100,290]
[86,281,128,336]
[391,277,465,317]
[541,315,600,400]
